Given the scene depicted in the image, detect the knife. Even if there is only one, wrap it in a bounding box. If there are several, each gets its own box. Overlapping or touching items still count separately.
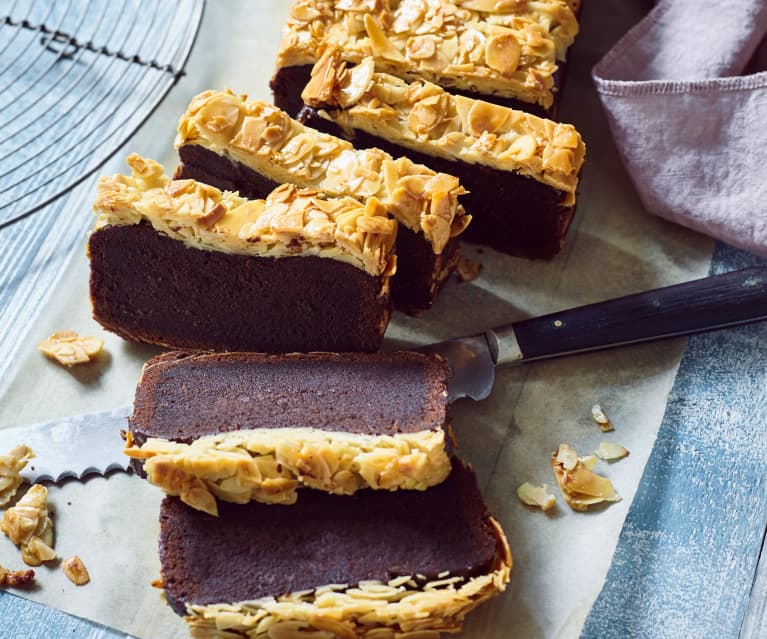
[420,265,767,401]
[2,266,766,483]
[0,590,138,639]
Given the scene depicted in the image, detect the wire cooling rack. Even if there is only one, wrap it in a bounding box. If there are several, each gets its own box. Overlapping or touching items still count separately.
[0,0,205,229]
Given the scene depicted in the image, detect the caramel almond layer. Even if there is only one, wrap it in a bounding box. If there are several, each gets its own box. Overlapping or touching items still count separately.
[125,427,451,515]
[276,0,579,109]
[176,89,470,254]
[303,49,585,205]
[92,155,397,277]
[184,517,511,639]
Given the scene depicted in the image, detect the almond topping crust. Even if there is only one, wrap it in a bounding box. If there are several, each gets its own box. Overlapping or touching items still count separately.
[302,49,585,202]
[125,428,450,515]
[275,0,579,108]
[37,331,104,367]
[175,89,470,254]
[93,155,398,277]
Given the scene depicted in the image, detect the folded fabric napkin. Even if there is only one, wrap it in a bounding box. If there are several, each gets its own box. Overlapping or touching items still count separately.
[593,1,767,256]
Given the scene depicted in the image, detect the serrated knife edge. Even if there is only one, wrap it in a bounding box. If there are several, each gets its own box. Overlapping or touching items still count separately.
[0,405,132,484]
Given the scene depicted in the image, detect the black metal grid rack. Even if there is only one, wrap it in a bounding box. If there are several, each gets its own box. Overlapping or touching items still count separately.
[0,0,205,229]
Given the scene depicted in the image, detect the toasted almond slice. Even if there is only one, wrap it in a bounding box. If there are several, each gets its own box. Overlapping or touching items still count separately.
[551,444,622,511]
[517,482,556,511]
[594,441,630,461]
[591,404,614,432]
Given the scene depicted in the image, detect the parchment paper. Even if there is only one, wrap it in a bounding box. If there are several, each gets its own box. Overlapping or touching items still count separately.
[0,2,715,637]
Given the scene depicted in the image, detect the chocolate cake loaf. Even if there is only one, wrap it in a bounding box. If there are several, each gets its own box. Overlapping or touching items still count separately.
[174,90,470,313]
[125,350,453,514]
[300,49,586,258]
[271,0,580,119]
[159,459,512,637]
[88,155,397,353]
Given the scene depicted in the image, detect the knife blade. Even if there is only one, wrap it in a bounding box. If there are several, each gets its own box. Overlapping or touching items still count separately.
[4,266,767,484]
[0,590,138,639]
[0,405,131,484]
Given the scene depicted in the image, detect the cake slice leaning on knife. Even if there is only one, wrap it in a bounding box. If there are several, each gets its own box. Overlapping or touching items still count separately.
[88,155,396,353]
[124,350,455,515]
[299,48,586,259]
[160,459,511,639]
[174,89,470,313]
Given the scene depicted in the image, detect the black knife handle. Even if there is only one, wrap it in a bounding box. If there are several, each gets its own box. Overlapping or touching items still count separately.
[488,266,767,365]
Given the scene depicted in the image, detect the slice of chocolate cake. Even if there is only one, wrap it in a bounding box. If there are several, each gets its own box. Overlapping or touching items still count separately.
[159,459,512,637]
[174,90,470,313]
[125,351,453,514]
[88,155,396,353]
[271,0,580,119]
[300,49,586,259]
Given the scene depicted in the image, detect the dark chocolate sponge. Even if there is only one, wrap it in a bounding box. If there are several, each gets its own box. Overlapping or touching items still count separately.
[129,350,449,446]
[89,222,391,353]
[159,459,498,616]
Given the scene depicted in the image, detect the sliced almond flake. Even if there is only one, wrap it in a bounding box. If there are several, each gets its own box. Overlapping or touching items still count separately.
[551,444,622,512]
[594,441,630,462]
[591,404,614,432]
[517,482,556,511]
[554,443,578,470]
[37,331,104,367]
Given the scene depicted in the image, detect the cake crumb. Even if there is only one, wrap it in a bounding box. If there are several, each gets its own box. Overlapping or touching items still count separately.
[0,445,34,508]
[551,444,621,512]
[0,563,35,588]
[37,331,104,367]
[594,441,630,461]
[456,256,482,282]
[1,484,57,566]
[591,404,613,432]
[517,482,556,511]
[61,556,90,586]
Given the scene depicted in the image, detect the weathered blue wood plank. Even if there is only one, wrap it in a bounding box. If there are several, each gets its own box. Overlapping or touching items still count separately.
[581,243,767,639]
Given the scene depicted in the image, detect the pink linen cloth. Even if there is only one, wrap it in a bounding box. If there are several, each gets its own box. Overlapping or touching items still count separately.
[592,0,767,255]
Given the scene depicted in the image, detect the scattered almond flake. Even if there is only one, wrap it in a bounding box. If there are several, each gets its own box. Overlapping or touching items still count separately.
[554,443,578,471]
[37,330,104,367]
[0,563,35,588]
[594,441,630,462]
[0,484,57,566]
[578,455,599,470]
[591,404,614,432]
[455,256,482,282]
[0,445,34,508]
[61,555,90,586]
[551,444,622,512]
[517,482,556,511]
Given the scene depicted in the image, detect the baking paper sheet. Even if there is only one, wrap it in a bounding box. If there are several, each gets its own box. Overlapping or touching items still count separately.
[0,1,715,637]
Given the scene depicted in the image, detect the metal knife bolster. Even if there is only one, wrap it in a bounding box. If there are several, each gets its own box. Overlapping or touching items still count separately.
[485,325,524,367]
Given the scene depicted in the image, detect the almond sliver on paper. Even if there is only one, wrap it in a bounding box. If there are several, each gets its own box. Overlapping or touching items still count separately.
[551,444,621,511]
